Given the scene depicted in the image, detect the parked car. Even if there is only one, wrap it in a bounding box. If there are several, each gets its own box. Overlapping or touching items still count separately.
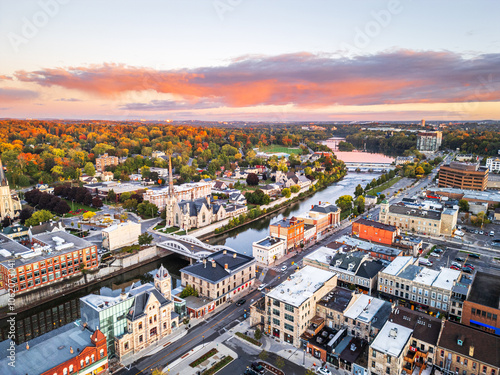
[236,299,246,306]
[451,262,462,267]
[469,253,480,259]
[462,267,473,273]
[251,362,265,374]
[464,263,474,269]
[419,258,433,266]
[429,253,441,258]
[490,231,495,236]
[434,248,444,253]
[479,230,484,235]
[244,369,258,375]
[317,367,332,375]
[281,265,288,272]
[455,257,465,262]
[450,266,460,270]
[257,284,267,291]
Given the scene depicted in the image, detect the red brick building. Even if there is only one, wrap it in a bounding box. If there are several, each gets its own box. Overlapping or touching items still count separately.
[352,218,398,245]
[269,217,304,251]
[0,231,98,294]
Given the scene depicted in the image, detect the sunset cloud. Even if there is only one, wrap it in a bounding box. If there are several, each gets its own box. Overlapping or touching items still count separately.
[12,50,500,110]
[0,87,39,102]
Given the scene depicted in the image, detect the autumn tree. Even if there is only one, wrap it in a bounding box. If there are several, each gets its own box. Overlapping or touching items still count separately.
[246,173,259,186]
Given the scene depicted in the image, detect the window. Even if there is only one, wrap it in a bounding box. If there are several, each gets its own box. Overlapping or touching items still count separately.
[124,342,129,350]
[138,322,143,330]
[285,304,294,312]
[386,367,391,374]
[387,356,391,364]
[100,349,104,358]
[284,323,294,332]
[91,354,95,362]
[139,335,143,343]
[69,365,74,373]
[372,361,375,368]
[85,356,89,365]
[372,350,376,358]
[285,313,294,322]
[457,356,461,363]
[272,318,280,325]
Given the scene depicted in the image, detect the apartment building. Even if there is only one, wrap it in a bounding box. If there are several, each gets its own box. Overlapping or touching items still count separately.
[378,257,463,315]
[258,266,337,347]
[180,250,256,306]
[0,231,98,294]
[436,321,500,375]
[379,201,458,236]
[252,236,286,265]
[95,153,119,172]
[438,161,489,191]
[486,157,500,172]
[417,131,442,152]
[269,217,304,251]
[297,202,340,240]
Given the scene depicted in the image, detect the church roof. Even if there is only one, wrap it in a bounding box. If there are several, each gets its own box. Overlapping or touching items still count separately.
[156,264,169,280]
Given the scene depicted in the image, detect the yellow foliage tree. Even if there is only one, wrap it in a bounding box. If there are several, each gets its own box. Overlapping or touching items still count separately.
[82,211,96,221]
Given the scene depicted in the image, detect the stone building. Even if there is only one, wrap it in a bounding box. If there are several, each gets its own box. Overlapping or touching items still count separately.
[101,220,141,251]
[0,158,21,220]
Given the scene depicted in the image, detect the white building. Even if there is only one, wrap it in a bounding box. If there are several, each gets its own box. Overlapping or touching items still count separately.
[102,221,141,251]
[142,181,212,211]
[486,157,500,172]
[252,236,286,265]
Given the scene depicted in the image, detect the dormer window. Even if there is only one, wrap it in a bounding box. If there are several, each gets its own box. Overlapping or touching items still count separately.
[457,339,463,346]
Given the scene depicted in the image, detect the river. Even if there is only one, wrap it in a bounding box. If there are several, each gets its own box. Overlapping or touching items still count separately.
[209,172,381,255]
[0,171,379,346]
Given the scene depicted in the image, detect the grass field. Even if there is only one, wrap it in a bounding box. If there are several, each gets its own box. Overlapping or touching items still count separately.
[366,176,402,196]
[258,145,302,154]
[64,199,99,217]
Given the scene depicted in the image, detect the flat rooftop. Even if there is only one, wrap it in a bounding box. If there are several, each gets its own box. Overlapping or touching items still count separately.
[344,294,388,324]
[389,205,442,220]
[0,322,95,375]
[334,235,402,257]
[381,256,415,276]
[355,218,397,232]
[304,246,337,265]
[267,266,336,307]
[371,321,413,358]
[254,236,284,248]
[317,287,354,312]
[468,272,500,309]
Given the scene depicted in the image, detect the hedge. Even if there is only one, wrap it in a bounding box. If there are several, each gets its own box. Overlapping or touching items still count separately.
[236,332,262,347]
[189,348,218,367]
[204,355,234,375]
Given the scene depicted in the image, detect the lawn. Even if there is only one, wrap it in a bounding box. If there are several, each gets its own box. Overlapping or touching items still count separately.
[258,145,302,154]
[365,176,403,196]
[64,199,99,217]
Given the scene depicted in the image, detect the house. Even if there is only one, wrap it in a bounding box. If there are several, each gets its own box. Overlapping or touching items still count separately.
[252,236,286,265]
[364,195,377,206]
[229,192,247,205]
[80,175,98,184]
[101,171,114,181]
[260,184,281,196]
[213,180,228,191]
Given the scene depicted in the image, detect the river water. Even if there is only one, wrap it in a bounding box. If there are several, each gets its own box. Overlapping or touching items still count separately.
[209,172,381,255]
[0,171,379,346]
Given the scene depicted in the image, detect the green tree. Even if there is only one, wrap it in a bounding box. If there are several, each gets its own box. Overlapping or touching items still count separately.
[275,356,285,369]
[123,198,138,210]
[258,350,269,361]
[25,210,54,227]
[354,184,364,197]
[137,201,159,218]
[179,284,199,298]
[290,185,300,194]
[254,328,262,341]
[282,188,291,198]
[335,195,353,212]
[107,189,116,202]
[458,199,469,212]
[83,162,96,177]
[120,191,132,203]
[138,232,154,245]
[355,195,365,213]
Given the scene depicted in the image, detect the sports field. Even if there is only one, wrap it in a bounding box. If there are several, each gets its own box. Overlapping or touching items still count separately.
[259,145,302,154]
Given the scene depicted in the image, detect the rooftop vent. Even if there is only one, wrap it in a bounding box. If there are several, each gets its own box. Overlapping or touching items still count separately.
[389,328,398,338]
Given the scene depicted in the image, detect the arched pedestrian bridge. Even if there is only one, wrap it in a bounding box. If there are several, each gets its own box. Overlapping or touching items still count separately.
[157,234,236,261]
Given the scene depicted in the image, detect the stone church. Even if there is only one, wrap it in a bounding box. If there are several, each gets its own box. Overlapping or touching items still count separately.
[0,158,21,220]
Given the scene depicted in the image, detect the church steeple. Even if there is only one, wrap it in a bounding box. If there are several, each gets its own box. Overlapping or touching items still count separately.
[168,153,174,198]
[0,157,7,186]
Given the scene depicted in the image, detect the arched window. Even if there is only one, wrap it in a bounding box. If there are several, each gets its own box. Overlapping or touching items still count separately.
[91,354,95,362]
[69,365,74,373]
[85,356,90,365]
[80,360,84,367]
[175,213,179,224]
[100,349,104,358]
[63,368,68,375]
[202,213,206,222]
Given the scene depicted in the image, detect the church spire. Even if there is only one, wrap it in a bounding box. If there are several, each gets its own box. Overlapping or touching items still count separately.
[168,153,174,198]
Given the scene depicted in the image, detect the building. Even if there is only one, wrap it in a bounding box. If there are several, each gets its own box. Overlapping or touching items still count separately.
[101,171,114,181]
[114,266,175,360]
[456,154,477,162]
[364,195,377,206]
[438,161,489,191]
[269,217,304,251]
[352,218,399,245]
[378,256,464,314]
[496,207,500,222]
[0,323,108,375]
[180,249,256,312]
[461,272,500,335]
[436,321,500,375]
[1,223,28,240]
[395,156,415,165]
[252,236,286,265]
[328,235,404,261]
[389,306,443,372]
[152,150,166,159]
[95,153,119,172]
[142,181,212,210]
[101,220,141,251]
[486,157,500,172]
[323,137,346,151]
[85,181,145,201]
[369,320,414,375]
[258,265,337,347]
[417,131,442,152]
[379,201,458,236]
[488,174,500,190]
[0,231,98,293]
[0,158,21,220]
[427,187,500,208]
[421,119,425,127]
[81,265,175,358]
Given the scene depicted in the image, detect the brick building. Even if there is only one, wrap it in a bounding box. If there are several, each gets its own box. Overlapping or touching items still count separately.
[438,161,489,191]
[95,153,119,172]
[436,321,500,375]
[352,218,398,245]
[269,217,304,251]
[461,272,500,335]
[0,231,98,294]
[297,202,340,240]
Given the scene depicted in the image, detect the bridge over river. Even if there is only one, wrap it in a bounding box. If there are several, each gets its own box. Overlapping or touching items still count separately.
[157,233,236,262]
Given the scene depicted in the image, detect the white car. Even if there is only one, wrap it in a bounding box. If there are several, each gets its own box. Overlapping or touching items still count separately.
[281,265,288,272]
[258,284,267,291]
[317,367,332,375]
[429,253,441,258]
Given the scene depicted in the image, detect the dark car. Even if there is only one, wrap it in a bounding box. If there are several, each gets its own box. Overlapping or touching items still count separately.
[462,267,473,273]
[455,257,465,262]
[464,263,475,269]
[236,299,246,306]
[469,253,480,259]
[251,362,265,374]
[244,369,258,375]
[434,248,444,254]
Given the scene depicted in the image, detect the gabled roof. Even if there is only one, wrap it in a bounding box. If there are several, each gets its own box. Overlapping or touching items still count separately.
[389,306,442,346]
[156,264,169,281]
[329,251,366,273]
[127,287,171,321]
[311,203,339,214]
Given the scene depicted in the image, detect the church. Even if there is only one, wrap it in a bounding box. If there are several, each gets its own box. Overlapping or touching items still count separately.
[163,155,226,231]
[0,158,22,220]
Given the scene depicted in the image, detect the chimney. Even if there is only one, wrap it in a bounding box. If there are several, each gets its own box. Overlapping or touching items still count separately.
[233,252,237,258]
[469,345,474,357]
[223,249,227,255]
[120,292,127,301]
[224,263,228,269]
[319,201,321,205]
[203,258,207,268]
[212,261,216,268]
[26,342,29,351]
[70,346,74,354]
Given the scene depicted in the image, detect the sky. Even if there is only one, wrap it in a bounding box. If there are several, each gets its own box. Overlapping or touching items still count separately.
[1,0,500,121]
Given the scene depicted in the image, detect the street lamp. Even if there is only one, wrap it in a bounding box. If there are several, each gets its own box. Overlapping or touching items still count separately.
[202,335,205,348]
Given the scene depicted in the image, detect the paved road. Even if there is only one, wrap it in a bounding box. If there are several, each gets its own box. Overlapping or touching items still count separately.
[116,289,262,375]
